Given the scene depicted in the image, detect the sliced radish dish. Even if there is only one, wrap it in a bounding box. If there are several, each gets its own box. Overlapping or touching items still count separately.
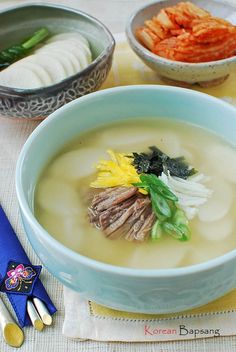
[0,32,92,89]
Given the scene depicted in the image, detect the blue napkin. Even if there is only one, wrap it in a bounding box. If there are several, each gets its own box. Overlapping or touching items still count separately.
[0,205,57,327]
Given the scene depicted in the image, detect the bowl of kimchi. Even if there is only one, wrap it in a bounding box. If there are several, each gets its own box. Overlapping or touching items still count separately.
[126,0,236,86]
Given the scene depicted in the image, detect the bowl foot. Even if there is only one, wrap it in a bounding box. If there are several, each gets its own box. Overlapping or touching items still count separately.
[198,75,229,87]
[160,74,229,88]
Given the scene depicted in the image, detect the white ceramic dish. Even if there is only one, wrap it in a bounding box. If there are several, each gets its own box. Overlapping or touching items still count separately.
[126,0,236,86]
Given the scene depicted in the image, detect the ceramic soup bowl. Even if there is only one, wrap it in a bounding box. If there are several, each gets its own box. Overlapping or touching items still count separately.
[16,85,236,314]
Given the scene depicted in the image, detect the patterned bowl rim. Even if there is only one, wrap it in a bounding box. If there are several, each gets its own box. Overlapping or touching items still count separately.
[0,2,115,96]
[126,0,236,68]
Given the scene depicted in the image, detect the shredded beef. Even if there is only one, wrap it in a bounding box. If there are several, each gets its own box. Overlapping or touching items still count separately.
[88,187,156,242]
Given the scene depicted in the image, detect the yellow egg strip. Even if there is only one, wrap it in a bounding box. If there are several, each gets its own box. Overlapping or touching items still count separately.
[90,150,146,193]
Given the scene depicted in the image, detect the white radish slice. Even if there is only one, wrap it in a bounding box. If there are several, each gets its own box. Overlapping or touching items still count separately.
[0,66,43,89]
[42,40,92,63]
[63,50,82,72]
[42,48,81,73]
[71,48,89,69]
[49,45,88,70]
[206,144,236,183]
[61,39,92,61]
[198,178,233,222]
[46,32,89,47]
[40,41,91,67]
[64,45,89,69]
[62,39,92,62]
[47,38,91,60]
[35,49,74,76]
[11,61,52,86]
[22,54,67,83]
[197,216,233,241]
[48,148,107,180]
[36,177,81,216]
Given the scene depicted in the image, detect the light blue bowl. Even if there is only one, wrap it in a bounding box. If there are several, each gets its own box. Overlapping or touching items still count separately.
[16,85,236,313]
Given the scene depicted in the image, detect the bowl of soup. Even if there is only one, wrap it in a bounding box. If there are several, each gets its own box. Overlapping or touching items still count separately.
[16,85,236,313]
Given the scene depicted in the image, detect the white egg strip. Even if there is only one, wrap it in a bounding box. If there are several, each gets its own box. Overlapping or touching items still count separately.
[159,171,212,220]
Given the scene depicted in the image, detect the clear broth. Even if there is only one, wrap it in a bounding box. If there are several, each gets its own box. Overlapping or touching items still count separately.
[34,119,236,269]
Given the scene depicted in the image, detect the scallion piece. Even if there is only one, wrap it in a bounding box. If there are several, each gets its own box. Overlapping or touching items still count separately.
[133,173,191,242]
[0,27,50,70]
[151,220,163,240]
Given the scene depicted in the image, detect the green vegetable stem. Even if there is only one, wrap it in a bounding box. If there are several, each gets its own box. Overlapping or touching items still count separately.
[0,27,50,70]
[133,173,191,242]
